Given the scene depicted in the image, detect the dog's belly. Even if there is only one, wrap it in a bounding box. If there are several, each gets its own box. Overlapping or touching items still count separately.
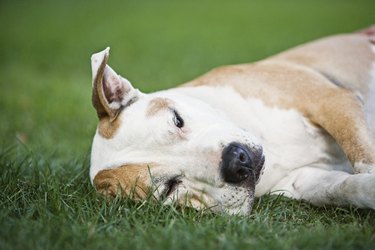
[176,85,351,195]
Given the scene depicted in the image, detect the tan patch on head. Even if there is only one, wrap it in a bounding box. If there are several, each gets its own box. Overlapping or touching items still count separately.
[98,116,121,139]
[146,98,173,117]
[93,164,155,200]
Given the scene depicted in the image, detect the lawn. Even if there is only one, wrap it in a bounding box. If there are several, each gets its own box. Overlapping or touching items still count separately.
[1,0,375,249]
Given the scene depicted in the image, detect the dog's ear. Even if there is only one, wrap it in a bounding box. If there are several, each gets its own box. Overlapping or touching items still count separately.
[93,164,153,200]
[91,47,141,121]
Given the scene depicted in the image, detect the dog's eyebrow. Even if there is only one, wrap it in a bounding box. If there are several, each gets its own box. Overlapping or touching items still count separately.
[146,97,173,117]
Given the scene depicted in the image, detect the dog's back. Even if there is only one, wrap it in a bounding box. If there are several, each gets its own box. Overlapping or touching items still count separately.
[271,33,375,138]
[270,34,375,98]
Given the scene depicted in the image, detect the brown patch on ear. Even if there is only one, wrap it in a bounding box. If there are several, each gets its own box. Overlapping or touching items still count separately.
[92,54,118,120]
[93,164,154,200]
[146,98,173,117]
[91,51,126,139]
[98,116,121,139]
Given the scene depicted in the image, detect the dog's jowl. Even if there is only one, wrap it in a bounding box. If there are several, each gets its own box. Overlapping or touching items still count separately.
[89,27,375,215]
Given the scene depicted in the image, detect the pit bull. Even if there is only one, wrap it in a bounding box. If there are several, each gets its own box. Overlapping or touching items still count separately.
[89,27,375,215]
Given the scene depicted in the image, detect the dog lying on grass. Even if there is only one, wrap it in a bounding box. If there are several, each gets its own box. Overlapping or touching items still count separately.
[89,26,375,215]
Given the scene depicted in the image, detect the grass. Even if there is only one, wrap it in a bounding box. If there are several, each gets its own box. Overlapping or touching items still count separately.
[1,0,375,249]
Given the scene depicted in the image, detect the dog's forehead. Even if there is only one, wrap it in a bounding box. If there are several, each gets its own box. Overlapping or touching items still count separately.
[146,97,174,117]
[146,91,218,115]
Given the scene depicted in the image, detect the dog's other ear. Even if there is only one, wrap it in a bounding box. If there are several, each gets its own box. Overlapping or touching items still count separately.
[93,164,153,200]
[91,47,141,121]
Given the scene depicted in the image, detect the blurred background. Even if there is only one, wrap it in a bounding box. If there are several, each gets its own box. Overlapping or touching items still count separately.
[1,0,374,161]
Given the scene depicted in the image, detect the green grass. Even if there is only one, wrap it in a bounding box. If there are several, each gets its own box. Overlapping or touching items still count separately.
[1,0,375,249]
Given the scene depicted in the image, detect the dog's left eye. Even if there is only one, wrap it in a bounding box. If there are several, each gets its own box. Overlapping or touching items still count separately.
[164,176,182,198]
[173,110,184,128]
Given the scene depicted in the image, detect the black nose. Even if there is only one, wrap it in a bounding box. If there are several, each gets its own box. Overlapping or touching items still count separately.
[221,142,264,184]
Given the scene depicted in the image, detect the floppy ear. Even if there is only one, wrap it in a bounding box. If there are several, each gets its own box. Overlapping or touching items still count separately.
[93,164,153,200]
[91,47,141,121]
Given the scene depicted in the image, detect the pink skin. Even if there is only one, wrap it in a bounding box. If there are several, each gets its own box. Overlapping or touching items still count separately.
[357,25,375,43]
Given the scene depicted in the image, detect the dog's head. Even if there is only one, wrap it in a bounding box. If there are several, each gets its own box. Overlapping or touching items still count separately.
[90,48,265,215]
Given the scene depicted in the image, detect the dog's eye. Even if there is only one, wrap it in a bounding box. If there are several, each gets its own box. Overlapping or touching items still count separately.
[173,110,184,128]
[164,176,182,197]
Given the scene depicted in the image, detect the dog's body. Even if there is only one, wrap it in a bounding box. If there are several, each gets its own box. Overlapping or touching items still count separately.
[90,28,375,215]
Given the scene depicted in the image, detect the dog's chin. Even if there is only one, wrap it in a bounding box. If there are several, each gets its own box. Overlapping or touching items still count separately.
[209,180,257,216]
[221,168,261,215]
[223,193,254,216]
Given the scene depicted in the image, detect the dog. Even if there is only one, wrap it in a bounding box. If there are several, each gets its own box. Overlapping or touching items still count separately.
[89,27,375,215]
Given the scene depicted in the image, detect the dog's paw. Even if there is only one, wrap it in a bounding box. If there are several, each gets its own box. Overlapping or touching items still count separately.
[354,162,375,174]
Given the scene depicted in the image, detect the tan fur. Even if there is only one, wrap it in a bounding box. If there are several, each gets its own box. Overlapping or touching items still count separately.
[90,29,375,213]
[270,34,375,97]
[92,49,123,139]
[184,33,375,168]
[97,116,121,139]
[92,53,119,120]
[146,98,172,117]
[93,164,154,199]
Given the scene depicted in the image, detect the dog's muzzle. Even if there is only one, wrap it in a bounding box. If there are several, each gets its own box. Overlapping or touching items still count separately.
[221,142,265,184]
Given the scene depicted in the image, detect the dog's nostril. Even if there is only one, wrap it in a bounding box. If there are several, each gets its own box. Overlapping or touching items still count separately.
[236,168,249,179]
[235,147,251,165]
[238,152,247,163]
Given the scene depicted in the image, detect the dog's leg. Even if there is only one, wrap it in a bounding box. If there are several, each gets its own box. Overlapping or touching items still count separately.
[311,88,375,174]
[272,167,375,209]
[267,29,375,173]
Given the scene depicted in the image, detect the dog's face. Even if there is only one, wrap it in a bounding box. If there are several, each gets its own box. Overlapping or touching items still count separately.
[90,48,265,215]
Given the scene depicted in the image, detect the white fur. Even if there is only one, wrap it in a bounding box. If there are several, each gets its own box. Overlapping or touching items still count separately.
[173,86,351,195]
[90,42,375,215]
[90,84,359,214]
[91,47,110,83]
